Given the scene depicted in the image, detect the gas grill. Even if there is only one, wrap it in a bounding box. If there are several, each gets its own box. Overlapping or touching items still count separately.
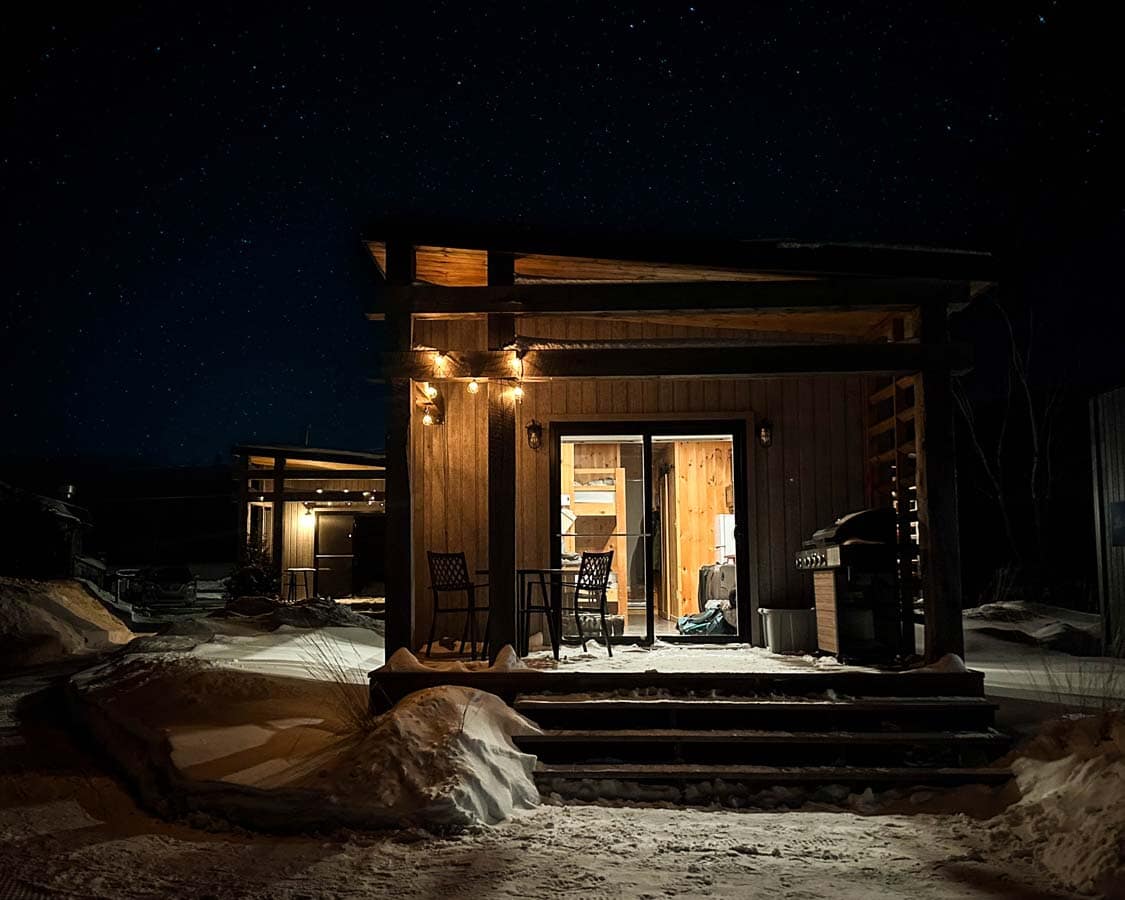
[795,508,906,664]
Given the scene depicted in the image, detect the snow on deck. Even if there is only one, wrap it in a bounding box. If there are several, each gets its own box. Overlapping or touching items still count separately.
[522,640,879,674]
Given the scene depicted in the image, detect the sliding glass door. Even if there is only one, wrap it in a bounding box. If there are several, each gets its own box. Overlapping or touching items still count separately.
[551,421,748,644]
[556,432,650,638]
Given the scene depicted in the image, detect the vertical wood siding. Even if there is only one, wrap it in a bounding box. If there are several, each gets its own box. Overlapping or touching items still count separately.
[408,316,868,648]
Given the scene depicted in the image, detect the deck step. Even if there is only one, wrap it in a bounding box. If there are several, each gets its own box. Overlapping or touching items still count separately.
[516,727,1008,767]
[514,695,999,713]
[517,728,1007,745]
[535,762,1013,789]
[513,695,1000,732]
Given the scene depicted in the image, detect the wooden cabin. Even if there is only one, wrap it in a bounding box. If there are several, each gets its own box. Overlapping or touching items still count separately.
[234,444,386,600]
[369,228,995,662]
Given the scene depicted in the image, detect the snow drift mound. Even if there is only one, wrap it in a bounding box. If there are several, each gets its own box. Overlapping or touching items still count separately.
[985,712,1125,895]
[70,653,540,831]
[965,600,1103,656]
[316,684,541,827]
[0,577,133,669]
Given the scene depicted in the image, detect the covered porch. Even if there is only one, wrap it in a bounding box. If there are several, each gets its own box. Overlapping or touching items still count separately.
[372,228,994,671]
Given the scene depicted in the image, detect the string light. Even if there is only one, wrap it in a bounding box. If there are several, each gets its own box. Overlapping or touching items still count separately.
[467,378,480,394]
[422,407,435,426]
[423,382,438,400]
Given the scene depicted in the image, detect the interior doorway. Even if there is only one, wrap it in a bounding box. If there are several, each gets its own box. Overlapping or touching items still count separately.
[551,421,749,644]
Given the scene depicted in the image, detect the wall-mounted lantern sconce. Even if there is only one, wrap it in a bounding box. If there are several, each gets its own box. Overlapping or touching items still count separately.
[758,419,774,448]
[526,419,543,450]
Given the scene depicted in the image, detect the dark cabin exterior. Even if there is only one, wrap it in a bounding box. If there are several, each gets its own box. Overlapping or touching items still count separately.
[368,227,995,664]
[1091,385,1125,654]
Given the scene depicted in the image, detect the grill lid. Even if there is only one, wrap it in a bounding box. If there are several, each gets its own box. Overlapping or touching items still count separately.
[806,507,896,547]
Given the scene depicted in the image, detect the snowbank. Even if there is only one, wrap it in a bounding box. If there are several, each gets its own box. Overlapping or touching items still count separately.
[965,600,1102,656]
[985,712,1125,895]
[0,577,134,669]
[69,652,540,831]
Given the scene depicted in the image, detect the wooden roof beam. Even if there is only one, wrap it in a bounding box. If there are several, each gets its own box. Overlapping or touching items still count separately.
[369,279,961,320]
[383,343,971,381]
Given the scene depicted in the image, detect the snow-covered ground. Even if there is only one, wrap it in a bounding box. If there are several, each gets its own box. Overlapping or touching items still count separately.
[3,584,1124,896]
[959,605,1125,708]
[0,801,1081,900]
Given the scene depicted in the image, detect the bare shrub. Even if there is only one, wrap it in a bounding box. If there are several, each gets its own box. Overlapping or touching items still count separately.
[299,631,376,733]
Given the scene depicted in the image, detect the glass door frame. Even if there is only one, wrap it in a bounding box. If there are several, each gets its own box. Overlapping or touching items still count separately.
[549,419,751,646]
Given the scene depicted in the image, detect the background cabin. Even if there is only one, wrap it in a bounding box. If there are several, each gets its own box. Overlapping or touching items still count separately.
[233,444,386,601]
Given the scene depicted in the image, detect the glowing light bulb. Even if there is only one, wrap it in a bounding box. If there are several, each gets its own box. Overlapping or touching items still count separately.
[424,383,438,400]
[422,409,435,426]
[467,379,480,394]
[512,384,524,401]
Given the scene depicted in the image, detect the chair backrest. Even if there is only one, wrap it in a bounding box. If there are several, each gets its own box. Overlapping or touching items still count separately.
[427,551,472,590]
[576,550,614,591]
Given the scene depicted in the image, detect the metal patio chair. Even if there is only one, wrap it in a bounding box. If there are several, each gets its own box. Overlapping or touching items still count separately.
[558,550,615,657]
[425,551,490,660]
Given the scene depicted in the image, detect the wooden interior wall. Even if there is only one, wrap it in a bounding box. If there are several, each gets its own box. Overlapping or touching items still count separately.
[673,440,735,617]
[280,501,316,578]
[409,315,869,648]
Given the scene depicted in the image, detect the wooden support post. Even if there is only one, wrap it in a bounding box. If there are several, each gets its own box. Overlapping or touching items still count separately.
[916,302,965,661]
[487,251,515,287]
[487,297,518,660]
[382,240,416,655]
[384,374,414,654]
[235,452,249,557]
[271,456,286,586]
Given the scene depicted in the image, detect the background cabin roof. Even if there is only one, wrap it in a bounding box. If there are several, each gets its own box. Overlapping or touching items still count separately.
[232,444,386,469]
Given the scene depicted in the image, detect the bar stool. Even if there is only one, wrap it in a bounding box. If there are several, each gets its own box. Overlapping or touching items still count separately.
[520,571,559,658]
[285,567,317,603]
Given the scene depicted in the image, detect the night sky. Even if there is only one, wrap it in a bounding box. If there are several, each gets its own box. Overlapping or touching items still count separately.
[4,3,1121,466]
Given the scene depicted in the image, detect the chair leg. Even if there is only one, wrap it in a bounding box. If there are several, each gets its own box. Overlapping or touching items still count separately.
[600,593,613,657]
[460,605,473,659]
[518,579,528,657]
[467,588,478,660]
[542,588,558,660]
[574,596,587,653]
[425,595,439,658]
[482,608,492,660]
